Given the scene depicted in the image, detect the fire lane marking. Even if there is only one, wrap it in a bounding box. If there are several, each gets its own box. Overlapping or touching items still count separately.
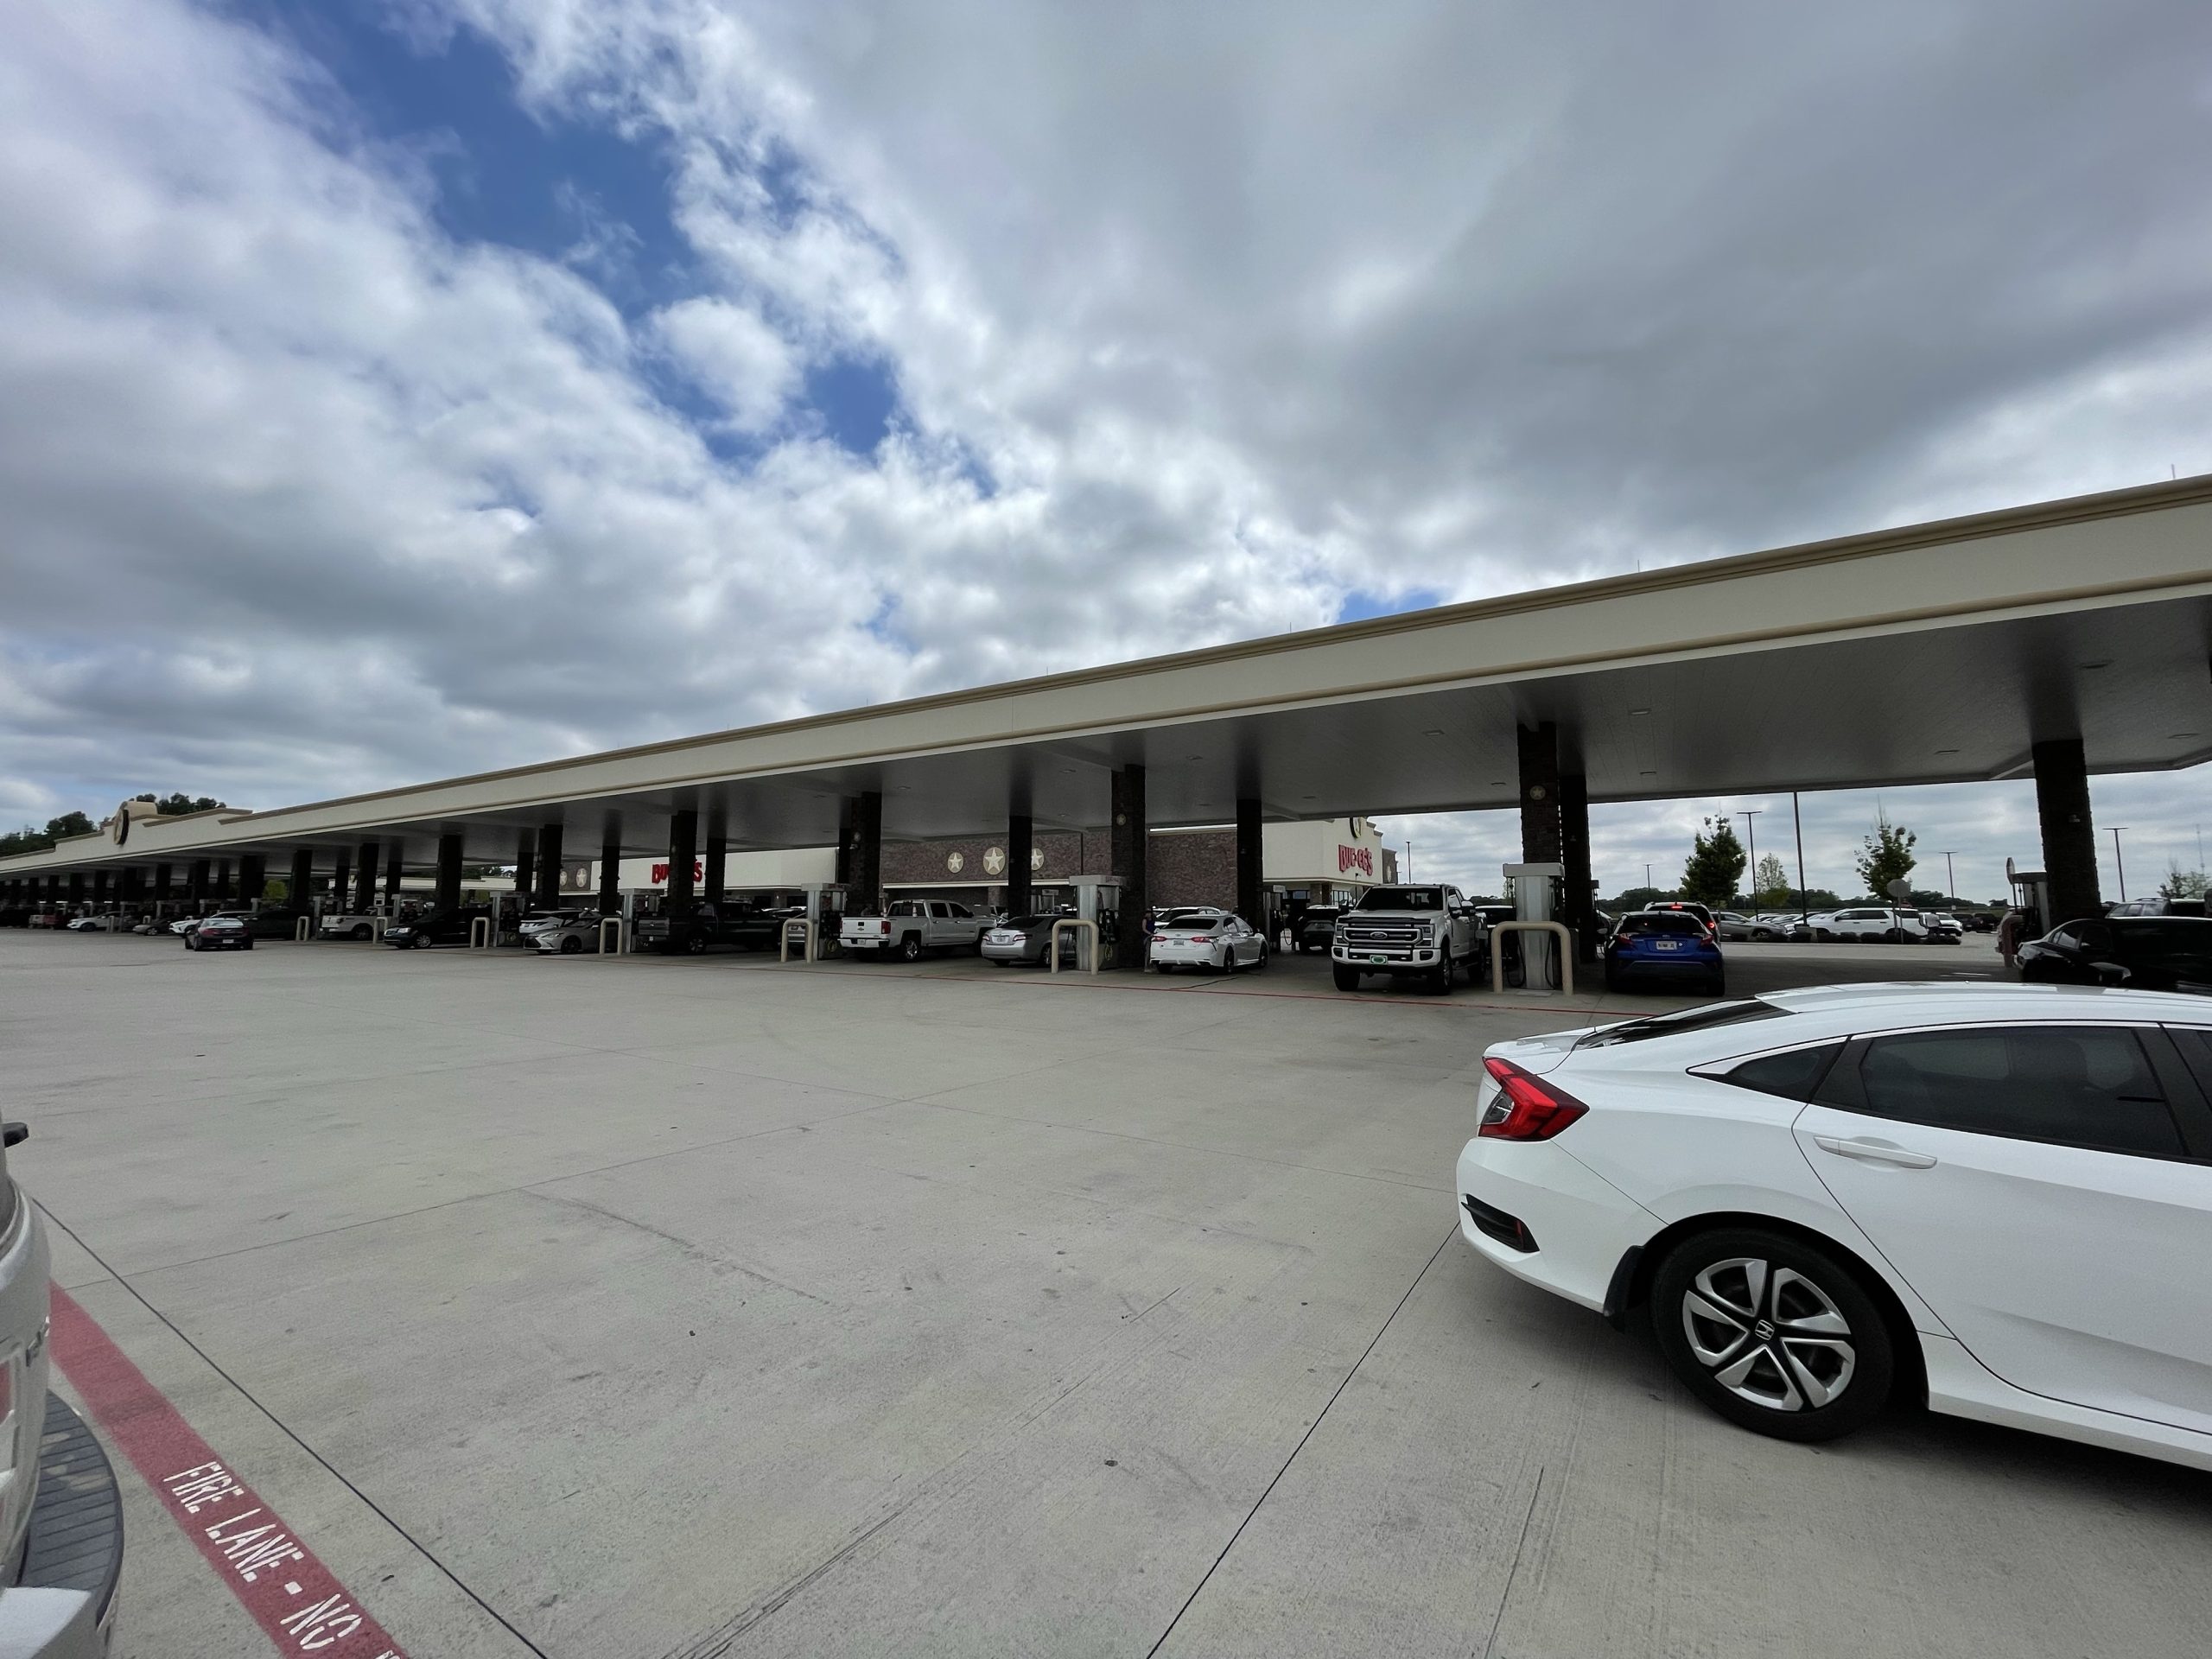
[50,1285,410,1657]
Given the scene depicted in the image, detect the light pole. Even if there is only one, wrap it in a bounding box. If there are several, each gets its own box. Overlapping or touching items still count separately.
[1792,791,1809,924]
[2110,827,2129,902]
[1644,861,1652,894]
[1735,809,1764,912]
[1938,850,1957,899]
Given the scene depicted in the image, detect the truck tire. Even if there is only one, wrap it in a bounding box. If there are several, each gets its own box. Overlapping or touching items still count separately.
[1433,953,1453,995]
[899,933,924,963]
[1332,964,1359,993]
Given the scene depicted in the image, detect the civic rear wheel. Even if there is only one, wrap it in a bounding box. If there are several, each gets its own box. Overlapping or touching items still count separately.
[1651,1227,1894,1442]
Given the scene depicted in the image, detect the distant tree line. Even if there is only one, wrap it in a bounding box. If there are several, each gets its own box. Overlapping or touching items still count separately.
[0,791,229,858]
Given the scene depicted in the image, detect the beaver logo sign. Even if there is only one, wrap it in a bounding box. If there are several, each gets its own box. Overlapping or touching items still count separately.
[1338,844,1374,876]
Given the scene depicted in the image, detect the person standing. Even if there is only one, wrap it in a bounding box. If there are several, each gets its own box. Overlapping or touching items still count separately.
[1996,907,2024,971]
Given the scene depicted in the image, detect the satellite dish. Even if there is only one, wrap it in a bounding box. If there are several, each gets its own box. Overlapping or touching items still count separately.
[1885,877,1912,901]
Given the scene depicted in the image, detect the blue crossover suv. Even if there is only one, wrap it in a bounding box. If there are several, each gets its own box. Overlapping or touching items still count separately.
[1605,910,1725,995]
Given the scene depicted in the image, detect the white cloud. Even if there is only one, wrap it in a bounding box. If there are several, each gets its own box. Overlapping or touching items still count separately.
[652,296,796,431]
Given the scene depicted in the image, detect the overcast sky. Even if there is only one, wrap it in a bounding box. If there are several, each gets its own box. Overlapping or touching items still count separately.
[6,1,2212,901]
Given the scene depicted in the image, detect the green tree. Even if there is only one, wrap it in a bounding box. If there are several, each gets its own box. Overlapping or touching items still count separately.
[154,792,226,816]
[1854,812,1916,899]
[1752,854,1790,906]
[1681,817,1747,909]
[43,810,94,841]
[2160,864,2209,900]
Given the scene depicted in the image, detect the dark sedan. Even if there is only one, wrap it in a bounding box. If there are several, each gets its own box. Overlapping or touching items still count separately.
[383,906,490,949]
[183,914,254,951]
[2017,916,2212,992]
[1294,906,1342,953]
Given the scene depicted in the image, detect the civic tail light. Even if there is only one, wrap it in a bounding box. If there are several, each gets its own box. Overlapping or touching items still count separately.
[1479,1058,1589,1141]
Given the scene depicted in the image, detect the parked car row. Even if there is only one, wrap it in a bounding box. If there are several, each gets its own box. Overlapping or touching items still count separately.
[1454,982,2212,1472]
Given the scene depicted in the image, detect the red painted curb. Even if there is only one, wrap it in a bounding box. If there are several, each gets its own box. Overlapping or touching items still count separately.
[50,1284,410,1657]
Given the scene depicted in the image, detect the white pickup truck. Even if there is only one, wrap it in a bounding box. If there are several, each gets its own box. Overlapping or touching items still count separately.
[840,899,986,962]
[316,909,384,941]
[1330,883,1483,993]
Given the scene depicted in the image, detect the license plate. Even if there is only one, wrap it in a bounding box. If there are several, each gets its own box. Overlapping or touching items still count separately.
[1655,941,1681,951]
[1369,953,1386,963]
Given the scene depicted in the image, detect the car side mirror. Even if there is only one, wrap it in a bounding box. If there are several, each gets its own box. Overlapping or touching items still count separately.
[3,1122,27,1149]
[2091,960,2128,987]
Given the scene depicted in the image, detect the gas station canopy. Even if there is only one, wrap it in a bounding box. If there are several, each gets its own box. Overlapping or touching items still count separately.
[7,474,2212,873]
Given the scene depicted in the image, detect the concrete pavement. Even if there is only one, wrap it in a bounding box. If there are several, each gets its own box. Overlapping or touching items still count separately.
[2,930,2202,1658]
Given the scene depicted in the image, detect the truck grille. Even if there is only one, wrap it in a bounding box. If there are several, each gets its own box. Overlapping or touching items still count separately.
[1341,921,1427,949]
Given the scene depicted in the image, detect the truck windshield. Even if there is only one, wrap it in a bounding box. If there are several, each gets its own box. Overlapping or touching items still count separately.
[1357,888,1444,910]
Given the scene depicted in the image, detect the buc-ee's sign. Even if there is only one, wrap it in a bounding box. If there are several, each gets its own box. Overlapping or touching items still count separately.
[1338,844,1374,876]
[651,860,705,886]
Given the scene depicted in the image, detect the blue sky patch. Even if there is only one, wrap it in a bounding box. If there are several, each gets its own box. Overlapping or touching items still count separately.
[1336,587,1445,624]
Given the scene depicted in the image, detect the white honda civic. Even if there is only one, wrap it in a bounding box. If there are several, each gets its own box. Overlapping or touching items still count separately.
[1456,983,2212,1468]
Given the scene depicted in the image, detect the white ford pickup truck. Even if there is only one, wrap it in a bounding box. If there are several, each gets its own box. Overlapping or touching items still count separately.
[840,899,986,962]
[1330,883,1483,994]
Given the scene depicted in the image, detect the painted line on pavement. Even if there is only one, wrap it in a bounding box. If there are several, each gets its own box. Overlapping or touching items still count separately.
[50,1284,410,1658]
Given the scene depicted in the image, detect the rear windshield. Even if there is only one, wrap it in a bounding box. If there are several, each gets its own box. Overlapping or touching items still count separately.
[1159,915,1225,931]
[1357,888,1445,911]
[1001,916,1051,928]
[1616,912,1706,936]
[1577,1000,1791,1049]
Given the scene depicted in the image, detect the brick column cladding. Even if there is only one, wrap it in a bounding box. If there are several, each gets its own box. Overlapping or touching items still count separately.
[536,824,565,907]
[664,811,696,918]
[2031,737,2101,927]
[1517,723,1562,862]
[1006,815,1033,918]
[1560,770,1595,960]
[1235,795,1262,932]
[1111,767,1147,966]
[435,834,463,912]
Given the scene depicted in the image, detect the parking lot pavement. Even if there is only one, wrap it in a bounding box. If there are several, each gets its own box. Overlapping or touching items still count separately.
[4,930,2205,1658]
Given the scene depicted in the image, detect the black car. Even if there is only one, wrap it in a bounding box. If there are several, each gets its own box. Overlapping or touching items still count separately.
[2017,916,2212,992]
[634,901,788,954]
[383,906,490,949]
[184,914,253,951]
[1294,906,1342,953]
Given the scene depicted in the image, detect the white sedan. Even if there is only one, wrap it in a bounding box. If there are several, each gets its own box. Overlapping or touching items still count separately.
[1456,983,2212,1469]
[1147,911,1268,973]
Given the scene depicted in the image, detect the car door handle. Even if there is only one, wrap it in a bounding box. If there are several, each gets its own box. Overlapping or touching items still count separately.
[1813,1135,1936,1169]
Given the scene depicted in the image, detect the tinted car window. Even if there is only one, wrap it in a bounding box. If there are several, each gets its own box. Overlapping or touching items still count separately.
[1616,913,1705,937]
[1722,1042,1844,1101]
[1856,1027,2183,1157]
[1357,887,1445,910]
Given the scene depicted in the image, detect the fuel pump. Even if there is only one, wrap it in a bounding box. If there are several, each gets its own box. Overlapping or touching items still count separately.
[1070,877,1122,969]
[1502,861,1565,991]
[2005,858,2050,938]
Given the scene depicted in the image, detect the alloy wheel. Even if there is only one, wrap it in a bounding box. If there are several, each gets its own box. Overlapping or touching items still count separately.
[1680,1257,1856,1412]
